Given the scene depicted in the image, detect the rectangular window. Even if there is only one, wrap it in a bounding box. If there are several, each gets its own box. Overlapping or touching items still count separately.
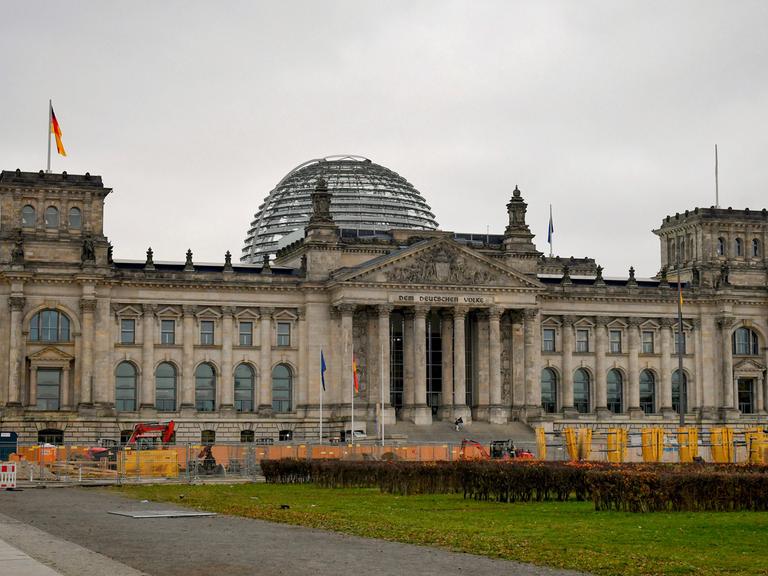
[277,322,291,347]
[120,319,135,344]
[642,331,654,354]
[609,330,622,353]
[674,332,687,355]
[239,322,253,346]
[542,328,556,352]
[36,368,61,410]
[160,319,175,344]
[575,329,589,352]
[200,320,215,345]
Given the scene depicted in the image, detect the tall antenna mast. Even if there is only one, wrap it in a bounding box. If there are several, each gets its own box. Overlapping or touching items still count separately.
[715,144,719,208]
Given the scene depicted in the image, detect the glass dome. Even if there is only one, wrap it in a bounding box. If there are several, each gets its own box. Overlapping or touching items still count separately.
[241,155,438,261]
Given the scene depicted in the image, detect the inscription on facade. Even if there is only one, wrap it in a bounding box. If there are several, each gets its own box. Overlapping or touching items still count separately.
[390,293,494,305]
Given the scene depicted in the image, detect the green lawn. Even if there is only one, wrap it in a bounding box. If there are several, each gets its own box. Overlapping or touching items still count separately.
[116,483,768,576]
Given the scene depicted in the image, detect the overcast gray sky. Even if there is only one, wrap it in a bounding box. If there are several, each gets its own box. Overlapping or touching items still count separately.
[1,1,766,277]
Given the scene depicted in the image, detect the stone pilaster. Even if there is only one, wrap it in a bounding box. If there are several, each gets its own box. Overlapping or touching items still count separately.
[718,316,739,418]
[79,298,97,409]
[511,311,525,413]
[402,309,415,410]
[452,306,471,421]
[377,305,395,425]
[523,308,541,418]
[180,305,196,411]
[338,304,356,408]
[438,308,453,420]
[93,297,113,410]
[488,306,507,424]
[139,303,155,413]
[297,307,308,412]
[220,306,235,414]
[6,295,25,408]
[627,317,643,417]
[560,315,578,417]
[410,305,431,425]
[594,316,609,418]
[258,307,274,414]
[475,311,490,419]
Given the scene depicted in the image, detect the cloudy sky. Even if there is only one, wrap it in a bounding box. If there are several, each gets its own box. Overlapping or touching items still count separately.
[1,1,766,276]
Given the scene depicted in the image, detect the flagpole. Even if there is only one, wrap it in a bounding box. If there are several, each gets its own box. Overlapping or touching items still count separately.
[46,100,52,173]
[715,144,719,208]
[548,204,554,257]
[319,354,323,445]
[676,236,685,427]
[380,341,385,447]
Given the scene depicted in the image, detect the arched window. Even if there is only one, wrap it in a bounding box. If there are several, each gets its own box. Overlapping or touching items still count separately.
[639,370,656,414]
[540,368,557,413]
[752,239,761,258]
[717,237,725,256]
[234,364,255,412]
[607,369,623,414]
[240,430,255,443]
[68,207,82,229]
[195,363,216,412]
[115,362,137,411]
[272,364,292,413]
[45,206,59,228]
[732,327,759,356]
[22,205,36,227]
[735,238,743,257]
[201,430,216,444]
[37,429,63,445]
[573,368,590,413]
[672,370,687,413]
[29,309,70,342]
[155,362,177,411]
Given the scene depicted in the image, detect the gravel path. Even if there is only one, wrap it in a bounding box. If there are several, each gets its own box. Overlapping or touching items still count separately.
[0,487,588,576]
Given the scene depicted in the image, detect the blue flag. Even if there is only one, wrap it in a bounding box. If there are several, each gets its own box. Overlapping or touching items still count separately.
[547,205,554,244]
[320,350,327,391]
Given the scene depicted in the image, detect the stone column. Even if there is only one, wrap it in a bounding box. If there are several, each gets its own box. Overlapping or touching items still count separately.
[452,307,470,421]
[402,309,415,410]
[438,309,453,420]
[220,306,234,413]
[627,317,642,417]
[594,316,609,416]
[338,304,356,408]
[718,316,738,417]
[377,305,395,424]
[258,307,274,413]
[523,308,542,417]
[511,311,525,413]
[140,303,155,411]
[488,306,506,424]
[561,315,577,416]
[411,305,431,425]
[659,318,674,414]
[7,296,25,407]
[476,312,490,419]
[180,305,196,410]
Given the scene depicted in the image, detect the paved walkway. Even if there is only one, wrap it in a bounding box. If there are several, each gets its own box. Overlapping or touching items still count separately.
[0,536,62,576]
[0,487,587,576]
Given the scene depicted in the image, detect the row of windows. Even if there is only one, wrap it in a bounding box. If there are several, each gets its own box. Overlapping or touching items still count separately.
[542,327,761,356]
[22,205,82,229]
[716,237,761,258]
[35,427,280,445]
[118,319,292,346]
[540,368,689,415]
[42,361,294,413]
[542,328,688,354]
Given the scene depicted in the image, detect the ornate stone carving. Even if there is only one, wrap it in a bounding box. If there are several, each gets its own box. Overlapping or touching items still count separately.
[413,305,429,317]
[522,308,539,321]
[594,316,610,327]
[11,230,24,265]
[8,296,25,312]
[488,306,503,320]
[223,250,233,272]
[561,315,576,327]
[309,177,333,224]
[261,254,271,275]
[260,306,275,318]
[453,305,469,319]
[79,298,97,313]
[336,303,356,316]
[561,264,572,285]
[182,304,197,317]
[184,249,194,272]
[81,235,96,263]
[382,244,504,286]
[144,247,155,271]
[594,265,605,286]
[660,317,677,328]
[627,317,642,327]
[626,266,637,287]
[717,316,736,331]
[221,306,236,317]
[377,304,394,316]
[107,242,114,264]
[296,307,306,321]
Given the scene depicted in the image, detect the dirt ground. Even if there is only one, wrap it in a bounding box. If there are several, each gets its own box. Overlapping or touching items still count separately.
[0,486,586,576]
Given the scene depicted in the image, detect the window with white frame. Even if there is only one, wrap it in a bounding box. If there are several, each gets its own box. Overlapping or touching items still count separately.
[642,330,654,354]
[542,328,556,352]
[200,320,215,345]
[120,319,136,344]
[160,319,175,344]
[239,322,253,346]
[609,330,622,353]
[575,329,590,352]
[277,322,291,347]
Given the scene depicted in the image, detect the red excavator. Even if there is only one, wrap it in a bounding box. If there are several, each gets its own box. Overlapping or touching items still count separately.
[86,421,175,462]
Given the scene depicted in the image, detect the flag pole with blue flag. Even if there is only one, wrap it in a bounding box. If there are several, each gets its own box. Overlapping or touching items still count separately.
[320,350,327,444]
[547,204,554,257]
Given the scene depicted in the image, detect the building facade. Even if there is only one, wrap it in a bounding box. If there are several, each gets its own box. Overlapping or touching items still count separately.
[0,168,766,444]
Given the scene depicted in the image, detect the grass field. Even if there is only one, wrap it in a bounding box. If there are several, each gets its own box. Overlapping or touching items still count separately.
[117,483,768,576]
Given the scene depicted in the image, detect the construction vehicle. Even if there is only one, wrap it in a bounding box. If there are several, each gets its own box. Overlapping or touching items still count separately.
[460,438,534,460]
[86,421,176,462]
[85,421,179,478]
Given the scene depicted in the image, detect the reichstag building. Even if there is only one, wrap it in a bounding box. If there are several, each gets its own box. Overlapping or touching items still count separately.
[0,155,766,443]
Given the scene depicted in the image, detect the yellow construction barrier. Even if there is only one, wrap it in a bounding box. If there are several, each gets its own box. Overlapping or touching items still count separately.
[642,428,664,462]
[607,428,628,463]
[563,428,579,461]
[710,427,734,463]
[677,427,699,463]
[120,449,179,478]
[578,428,592,461]
[745,428,765,464]
[536,428,547,460]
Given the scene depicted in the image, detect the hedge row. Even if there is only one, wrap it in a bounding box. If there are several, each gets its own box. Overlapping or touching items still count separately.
[260,459,768,511]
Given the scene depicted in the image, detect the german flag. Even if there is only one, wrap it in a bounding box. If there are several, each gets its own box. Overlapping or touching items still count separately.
[352,354,359,393]
[50,104,66,157]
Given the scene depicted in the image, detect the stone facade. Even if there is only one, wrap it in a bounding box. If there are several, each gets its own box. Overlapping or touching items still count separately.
[0,169,766,443]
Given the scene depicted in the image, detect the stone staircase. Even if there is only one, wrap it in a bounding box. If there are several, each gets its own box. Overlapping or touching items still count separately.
[384,420,535,445]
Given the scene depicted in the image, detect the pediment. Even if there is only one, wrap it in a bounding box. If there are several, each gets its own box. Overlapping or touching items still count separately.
[28,346,74,362]
[235,308,260,320]
[195,307,222,319]
[273,309,298,321]
[335,238,543,289]
[156,305,182,318]
[734,358,765,374]
[112,304,142,317]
